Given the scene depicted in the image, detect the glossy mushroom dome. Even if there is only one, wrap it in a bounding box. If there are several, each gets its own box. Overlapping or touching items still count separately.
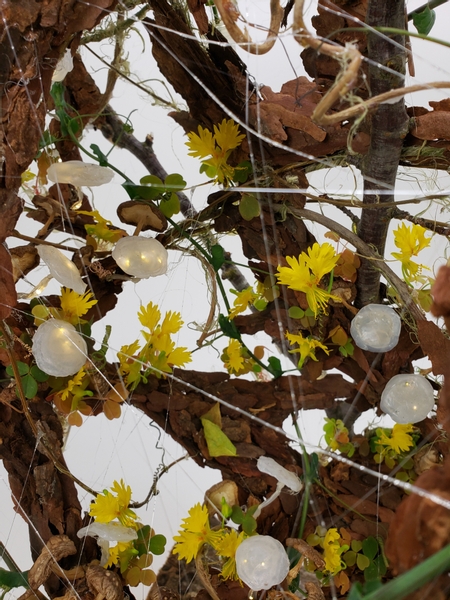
[380,374,435,423]
[235,536,289,591]
[112,236,168,278]
[32,319,88,377]
[350,304,401,353]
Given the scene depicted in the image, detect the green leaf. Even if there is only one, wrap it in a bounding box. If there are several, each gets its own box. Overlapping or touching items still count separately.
[135,525,151,556]
[90,144,109,167]
[201,418,237,457]
[30,365,49,382]
[288,306,305,319]
[357,553,371,571]
[253,298,268,311]
[122,182,159,200]
[149,534,166,555]
[344,550,357,567]
[0,568,29,590]
[140,174,164,188]
[239,194,260,221]
[39,130,57,150]
[164,173,186,191]
[267,356,282,378]
[218,314,240,340]
[412,5,436,35]
[347,582,364,600]
[21,374,38,399]
[210,245,226,271]
[160,193,180,218]
[362,536,379,561]
[6,362,29,377]
[233,161,252,183]
[242,514,257,535]
[230,505,244,524]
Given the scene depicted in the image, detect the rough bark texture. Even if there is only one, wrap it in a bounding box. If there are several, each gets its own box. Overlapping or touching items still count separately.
[356,0,409,306]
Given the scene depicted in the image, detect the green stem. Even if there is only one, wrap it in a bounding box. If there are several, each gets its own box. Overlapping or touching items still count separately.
[333,26,450,49]
[292,419,311,539]
[224,260,270,276]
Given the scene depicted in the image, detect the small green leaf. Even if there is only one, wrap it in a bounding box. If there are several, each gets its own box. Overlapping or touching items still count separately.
[39,130,57,150]
[233,161,252,183]
[230,505,244,524]
[221,498,233,519]
[201,418,237,457]
[239,194,260,221]
[122,182,159,200]
[160,193,180,218]
[210,245,226,271]
[267,356,282,378]
[344,550,357,567]
[288,306,305,319]
[6,362,29,377]
[242,514,257,535]
[218,314,240,340]
[164,173,186,191]
[362,536,379,561]
[347,582,364,600]
[140,174,164,188]
[149,534,166,555]
[21,374,38,399]
[30,365,49,382]
[253,298,268,311]
[90,144,109,167]
[412,5,436,35]
[357,553,371,571]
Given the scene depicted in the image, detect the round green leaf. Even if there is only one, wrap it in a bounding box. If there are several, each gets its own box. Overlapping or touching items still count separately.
[21,374,38,399]
[160,193,180,218]
[149,534,166,555]
[288,306,305,319]
[343,550,357,567]
[356,553,371,571]
[239,194,260,221]
[362,536,379,561]
[30,365,49,382]
[351,540,363,553]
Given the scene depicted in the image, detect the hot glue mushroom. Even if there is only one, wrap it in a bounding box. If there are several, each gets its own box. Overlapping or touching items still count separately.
[253,456,302,519]
[117,201,167,235]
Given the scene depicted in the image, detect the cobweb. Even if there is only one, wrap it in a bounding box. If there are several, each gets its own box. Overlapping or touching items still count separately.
[1,1,450,599]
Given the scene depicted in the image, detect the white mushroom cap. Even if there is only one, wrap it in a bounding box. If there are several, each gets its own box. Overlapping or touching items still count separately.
[38,245,86,294]
[257,456,302,492]
[47,161,114,187]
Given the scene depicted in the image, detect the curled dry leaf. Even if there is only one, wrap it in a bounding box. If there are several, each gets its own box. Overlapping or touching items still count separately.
[28,535,77,589]
[411,111,450,141]
[304,582,325,600]
[86,565,124,600]
[285,538,325,571]
[10,244,39,282]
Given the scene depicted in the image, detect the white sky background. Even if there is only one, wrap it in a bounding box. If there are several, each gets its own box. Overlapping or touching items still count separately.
[2,0,450,597]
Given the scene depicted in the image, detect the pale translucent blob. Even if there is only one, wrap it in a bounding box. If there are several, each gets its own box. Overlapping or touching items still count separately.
[38,245,86,294]
[257,456,302,492]
[380,374,435,423]
[52,49,74,82]
[350,304,401,352]
[32,319,88,377]
[235,536,289,591]
[47,161,114,187]
[112,236,168,278]
[77,522,137,543]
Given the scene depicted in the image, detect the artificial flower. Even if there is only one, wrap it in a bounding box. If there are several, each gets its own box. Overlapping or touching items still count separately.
[229,287,258,319]
[377,423,415,455]
[391,223,431,282]
[286,331,330,368]
[89,479,138,527]
[173,503,222,563]
[222,339,244,373]
[215,529,246,580]
[277,243,340,316]
[60,287,98,325]
[322,528,346,576]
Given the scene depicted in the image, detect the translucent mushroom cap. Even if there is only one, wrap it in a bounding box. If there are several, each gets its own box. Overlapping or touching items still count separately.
[112,236,168,279]
[257,456,302,492]
[32,319,87,377]
[380,374,435,423]
[47,161,114,187]
[235,535,289,591]
[350,304,401,353]
[38,245,86,294]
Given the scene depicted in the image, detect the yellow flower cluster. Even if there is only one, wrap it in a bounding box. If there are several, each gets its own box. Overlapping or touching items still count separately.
[221,339,261,376]
[118,301,192,389]
[277,243,340,316]
[286,331,329,369]
[307,526,348,576]
[32,287,98,327]
[173,503,246,580]
[88,480,165,586]
[391,223,431,283]
[186,119,245,185]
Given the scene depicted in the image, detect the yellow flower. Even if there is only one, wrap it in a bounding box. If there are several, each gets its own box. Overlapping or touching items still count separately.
[286,331,330,368]
[229,287,258,319]
[186,119,245,185]
[78,209,125,246]
[392,223,431,281]
[223,339,244,373]
[60,288,98,325]
[160,311,183,335]
[322,528,346,576]
[277,243,340,316]
[173,503,222,563]
[60,366,87,401]
[214,529,246,580]
[89,479,138,527]
[138,302,161,333]
[377,423,415,455]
